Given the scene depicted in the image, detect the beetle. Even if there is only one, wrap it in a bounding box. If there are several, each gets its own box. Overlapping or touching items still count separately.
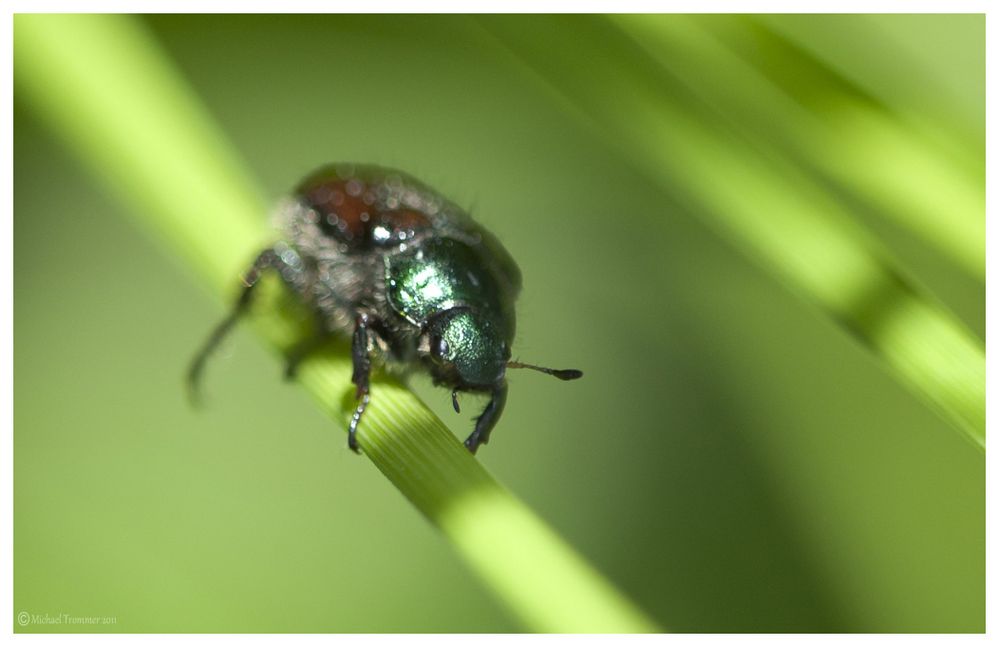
[188,163,582,454]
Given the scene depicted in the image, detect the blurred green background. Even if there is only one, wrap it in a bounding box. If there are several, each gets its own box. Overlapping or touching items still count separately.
[14,14,983,632]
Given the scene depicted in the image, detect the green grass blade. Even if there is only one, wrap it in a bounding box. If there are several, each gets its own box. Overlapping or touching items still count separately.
[14,13,659,633]
[758,14,984,147]
[14,13,267,293]
[611,14,984,280]
[475,15,984,450]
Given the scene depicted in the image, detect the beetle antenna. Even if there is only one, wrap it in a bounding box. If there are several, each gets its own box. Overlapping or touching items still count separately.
[506,360,583,381]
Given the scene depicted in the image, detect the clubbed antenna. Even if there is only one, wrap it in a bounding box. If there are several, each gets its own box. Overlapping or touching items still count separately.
[507,360,583,381]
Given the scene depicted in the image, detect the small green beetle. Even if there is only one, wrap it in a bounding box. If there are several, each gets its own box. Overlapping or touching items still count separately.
[189,164,582,453]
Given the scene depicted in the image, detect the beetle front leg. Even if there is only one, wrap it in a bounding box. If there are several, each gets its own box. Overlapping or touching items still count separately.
[464,383,508,454]
[347,313,374,453]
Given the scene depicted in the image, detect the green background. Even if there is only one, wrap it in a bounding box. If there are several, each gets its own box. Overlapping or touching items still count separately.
[15,15,983,632]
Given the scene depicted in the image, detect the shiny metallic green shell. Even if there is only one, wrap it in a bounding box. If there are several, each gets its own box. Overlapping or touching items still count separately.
[385,236,517,341]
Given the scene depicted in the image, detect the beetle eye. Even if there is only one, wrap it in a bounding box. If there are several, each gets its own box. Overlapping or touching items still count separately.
[433,336,450,360]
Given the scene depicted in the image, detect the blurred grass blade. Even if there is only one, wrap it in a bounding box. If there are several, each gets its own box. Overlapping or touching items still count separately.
[14,14,659,633]
[475,15,984,450]
[14,14,267,294]
[611,14,984,280]
[757,14,985,149]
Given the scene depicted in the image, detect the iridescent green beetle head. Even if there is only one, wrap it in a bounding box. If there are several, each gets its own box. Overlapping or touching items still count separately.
[424,308,509,389]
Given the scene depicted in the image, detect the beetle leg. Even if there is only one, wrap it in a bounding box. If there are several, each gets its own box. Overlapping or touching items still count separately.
[187,248,303,404]
[464,382,508,454]
[347,313,374,453]
[347,393,371,455]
